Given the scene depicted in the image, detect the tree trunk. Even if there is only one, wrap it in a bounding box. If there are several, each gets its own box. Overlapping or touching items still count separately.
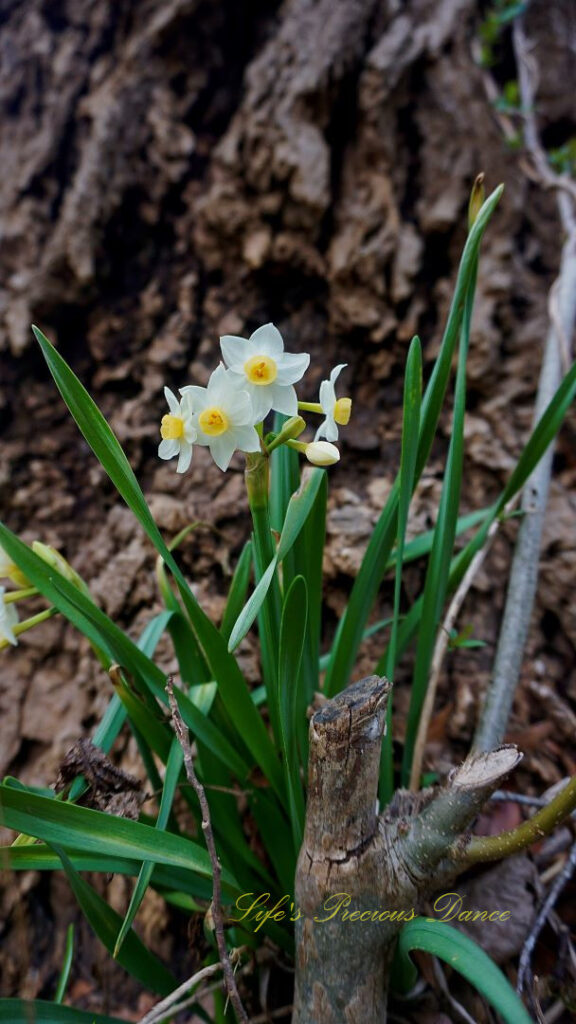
[293,677,522,1022]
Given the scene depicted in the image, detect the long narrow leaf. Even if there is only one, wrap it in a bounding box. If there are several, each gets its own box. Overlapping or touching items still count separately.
[397,917,532,1024]
[0,784,237,891]
[114,737,183,956]
[220,539,253,641]
[378,358,576,683]
[277,576,308,850]
[52,846,176,995]
[381,336,422,799]
[228,467,325,653]
[324,185,504,697]
[402,261,476,783]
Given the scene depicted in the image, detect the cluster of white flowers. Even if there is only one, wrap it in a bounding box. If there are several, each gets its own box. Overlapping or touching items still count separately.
[158,323,351,473]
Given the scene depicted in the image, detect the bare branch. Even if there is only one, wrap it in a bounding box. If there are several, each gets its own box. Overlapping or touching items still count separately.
[166,676,249,1024]
[517,838,576,996]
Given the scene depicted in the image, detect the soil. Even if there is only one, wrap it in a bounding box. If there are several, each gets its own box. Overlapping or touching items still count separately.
[0,0,575,1020]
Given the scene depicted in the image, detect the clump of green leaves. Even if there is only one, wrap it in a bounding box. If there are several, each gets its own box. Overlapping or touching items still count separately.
[1,182,576,1024]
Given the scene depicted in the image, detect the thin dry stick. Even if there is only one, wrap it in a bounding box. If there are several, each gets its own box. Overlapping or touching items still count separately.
[473,7,576,752]
[166,677,250,1024]
[138,962,222,1024]
[409,516,502,790]
[517,839,576,996]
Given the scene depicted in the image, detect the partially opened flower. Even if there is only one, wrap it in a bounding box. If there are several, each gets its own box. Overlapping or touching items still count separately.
[158,388,197,474]
[0,586,19,647]
[220,323,310,422]
[181,364,260,471]
[314,364,352,442]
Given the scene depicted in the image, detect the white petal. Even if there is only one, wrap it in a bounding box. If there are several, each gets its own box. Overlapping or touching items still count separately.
[206,363,235,404]
[314,413,339,442]
[158,439,180,460]
[248,323,284,357]
[233,425,261,453]
[164,387,180,415]
[329,363,347,384]
[220,335,253,370]
[247,384,274,422]
[180,385,208,409]
[180,391,196,418]
[0,596,19,645]
[275,352,310,386]
[319,378,336,414]
[268,383,298,416]
[176,441,193,473]
[226,389,256,424]
[209,435,237,471]
[183,422,197,443]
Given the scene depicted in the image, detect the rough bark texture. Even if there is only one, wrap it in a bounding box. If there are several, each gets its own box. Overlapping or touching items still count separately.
[1,0,575,1015]
[293,676,522,1022]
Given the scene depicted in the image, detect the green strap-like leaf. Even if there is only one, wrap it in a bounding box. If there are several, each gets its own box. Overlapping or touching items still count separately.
[114,737,183,956]
[277,575,308,850]
[381,335,422,798]
[397,917,533,1024]
[52,846,176,995]
[0,783,237,891]
[402,257,476,784]
[228,468,325,654]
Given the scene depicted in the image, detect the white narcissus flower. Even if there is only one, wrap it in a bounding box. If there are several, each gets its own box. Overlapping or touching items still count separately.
[181,364,260,471]
[315,364,352,442]
[220,323,310,422]
[158,388,197,473]
[305,441,340,466]
[0,586,19,646]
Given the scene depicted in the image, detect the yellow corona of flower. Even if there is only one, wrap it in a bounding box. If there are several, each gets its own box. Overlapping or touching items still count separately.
[220,323,310,422]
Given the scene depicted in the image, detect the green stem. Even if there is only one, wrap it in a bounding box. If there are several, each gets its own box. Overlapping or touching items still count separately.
[245,453,283,743]
[3,586,37,603]
[298,401,323,414]
[13,606,59,636]
[457,775,576,866]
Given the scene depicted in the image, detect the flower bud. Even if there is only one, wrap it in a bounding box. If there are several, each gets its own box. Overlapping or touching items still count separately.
[468,173,485,230]
[32,542,88,593]
[305,441,340,466]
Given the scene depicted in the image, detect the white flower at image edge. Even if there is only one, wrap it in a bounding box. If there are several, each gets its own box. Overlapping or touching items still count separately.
[220,323,310,422]
[315,364,352,442]
[158,388,197,473]
[0,586,19,646]
[181,364,261,471]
